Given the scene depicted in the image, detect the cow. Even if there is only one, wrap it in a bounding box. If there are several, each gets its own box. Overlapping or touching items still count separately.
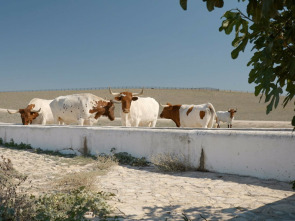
[109,88,159,127]
[216,108,237,128]
[5,98,54,125]
[49,93,115,126]
[159,102,216,128]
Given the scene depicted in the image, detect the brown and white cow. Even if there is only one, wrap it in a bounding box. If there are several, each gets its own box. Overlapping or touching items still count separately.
[50,93,115,126]
[160,102,216,128]
[216,108,237,128]
[109,88,159,127]
[5,98,54,125]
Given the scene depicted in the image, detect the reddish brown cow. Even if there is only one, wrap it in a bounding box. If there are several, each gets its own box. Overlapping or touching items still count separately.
[8,104,41,125]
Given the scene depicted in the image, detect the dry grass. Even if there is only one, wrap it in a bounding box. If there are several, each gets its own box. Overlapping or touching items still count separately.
[54,155,118,192]
[0,88,294,124]
[151,153,194,172]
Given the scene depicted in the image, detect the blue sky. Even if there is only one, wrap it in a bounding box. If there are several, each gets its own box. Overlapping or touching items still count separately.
[0,0,253,92]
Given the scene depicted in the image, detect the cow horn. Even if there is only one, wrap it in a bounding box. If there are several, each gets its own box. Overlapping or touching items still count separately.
[109,87,120,96]
[31,108,41,113]
[160,103,169,108]
[7,109,20,114]
[132,88,144,96]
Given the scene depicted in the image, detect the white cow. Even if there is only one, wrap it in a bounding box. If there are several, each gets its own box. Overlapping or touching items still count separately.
[160,102,216,128]
[216,108,237,128]
[109,88,159,127]
[50,93,115,126]
[5,98,54,125]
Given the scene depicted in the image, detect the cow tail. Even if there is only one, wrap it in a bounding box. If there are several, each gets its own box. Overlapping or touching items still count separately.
[207,103,216,128]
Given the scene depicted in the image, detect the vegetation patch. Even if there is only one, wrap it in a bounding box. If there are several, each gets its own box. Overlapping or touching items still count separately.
[0,154,117,221]
[55,155,118,192]
[151,153,195,172]
[110,148,150,167]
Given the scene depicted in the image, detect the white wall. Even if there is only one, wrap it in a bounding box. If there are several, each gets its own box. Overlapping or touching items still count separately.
[0,124,294,182]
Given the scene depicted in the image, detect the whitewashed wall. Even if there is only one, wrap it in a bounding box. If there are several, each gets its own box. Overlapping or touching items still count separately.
[0,124,294,182]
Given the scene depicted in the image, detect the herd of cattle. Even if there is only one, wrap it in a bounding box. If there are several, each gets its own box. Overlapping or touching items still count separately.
[0,88,237,128]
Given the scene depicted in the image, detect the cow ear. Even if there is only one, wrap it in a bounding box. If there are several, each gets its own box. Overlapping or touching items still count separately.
[115,96,121,101]
[132,97,138,101]
[167,103,172,106]
[31,112,39,119]
[94,107,105,119]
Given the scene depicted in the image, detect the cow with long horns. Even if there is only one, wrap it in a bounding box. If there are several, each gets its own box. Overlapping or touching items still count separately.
[6,98,54,125]
[160,102,216,128]
[109,88,159,127]
[50,93,115,126]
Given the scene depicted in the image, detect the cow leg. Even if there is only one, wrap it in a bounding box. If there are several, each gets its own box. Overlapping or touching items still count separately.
[53,117,60,125]
[230,124,232,128]
[151,120,157,127]
[84,119,92,126]
[134,120,140,127]
[78,118,85,126]
[41,117,46,125]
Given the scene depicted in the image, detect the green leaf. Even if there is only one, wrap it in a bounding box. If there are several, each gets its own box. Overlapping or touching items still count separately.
[206,0,215,11]
[215,0,224,8]
[266,96,275,114]
[231,38,248,59]
[292,115,295,128]
[255,84,263,96]
[262,0,275,18]
[180,0,187,10]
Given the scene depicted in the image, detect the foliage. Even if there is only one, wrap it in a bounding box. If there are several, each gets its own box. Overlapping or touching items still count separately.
[290,180,295,190]
[179,0,295,128]
[0,155,36,220]
[151,153,194,172]
[110,148,150,167]
[0,138,32,150]
[0,147,116,220]
[34,187,114,221]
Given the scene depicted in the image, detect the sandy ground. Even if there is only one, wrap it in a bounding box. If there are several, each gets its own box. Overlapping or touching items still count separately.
[0,120,294,220]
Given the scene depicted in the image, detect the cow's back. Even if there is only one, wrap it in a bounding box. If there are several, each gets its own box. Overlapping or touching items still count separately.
[179,103,213,128]
[50,93,102,124]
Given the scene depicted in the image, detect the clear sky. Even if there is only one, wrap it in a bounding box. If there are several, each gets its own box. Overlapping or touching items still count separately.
[0,0,254,92]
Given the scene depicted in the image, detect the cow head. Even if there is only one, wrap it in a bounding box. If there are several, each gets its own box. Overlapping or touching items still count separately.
[228,108,237,119]
[7,104,41,125]
[109,88,143,113]
[89,100,115,121]
[160,103,181,127]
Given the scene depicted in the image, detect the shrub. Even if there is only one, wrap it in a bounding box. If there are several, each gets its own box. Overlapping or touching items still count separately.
[0,155,35,220]
[0,154,116,220]
[113,152,149,167]
[34,187,114,221]
[151,153,194,172]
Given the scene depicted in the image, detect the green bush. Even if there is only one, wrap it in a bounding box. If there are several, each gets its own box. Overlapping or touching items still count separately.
[34,187,114,221]
[0,154,116,221]
[0,155,35,220]
[107,148,150,167]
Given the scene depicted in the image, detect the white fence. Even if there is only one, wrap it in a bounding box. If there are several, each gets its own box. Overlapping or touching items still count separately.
[0,124,294,182]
